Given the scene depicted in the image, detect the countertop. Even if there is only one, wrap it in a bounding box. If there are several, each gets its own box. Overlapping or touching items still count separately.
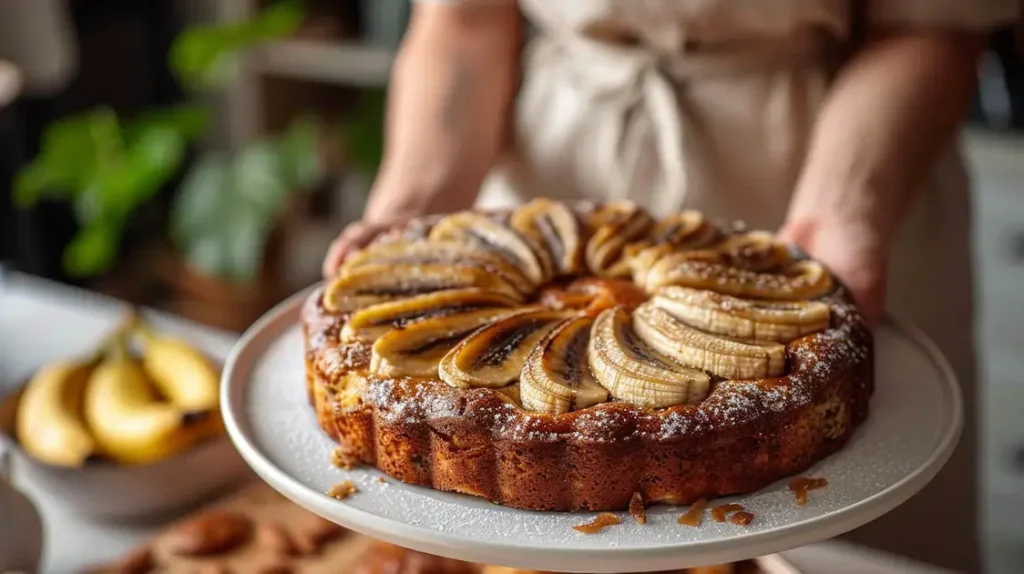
[0,270,956,574]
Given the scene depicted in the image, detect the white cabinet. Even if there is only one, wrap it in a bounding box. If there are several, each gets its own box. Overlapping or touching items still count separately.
[963,130,1024,573]
[981,370,1024,499]
[966,131,1024,360]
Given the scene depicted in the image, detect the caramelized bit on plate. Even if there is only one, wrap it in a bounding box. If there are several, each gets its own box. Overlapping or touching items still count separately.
[629,492,647,524]
[729,511,755,526]
[711,503,745,523]
[789,476,829,506]
[572,512,621,534]
[677,498,709,527]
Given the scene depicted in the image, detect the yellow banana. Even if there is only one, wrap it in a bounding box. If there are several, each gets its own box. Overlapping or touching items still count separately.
[16,356,99,467]
[135,317,221,412]
[84,336,212,465]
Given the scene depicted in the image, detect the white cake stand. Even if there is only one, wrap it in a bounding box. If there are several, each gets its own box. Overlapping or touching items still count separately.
[221,286,962,573]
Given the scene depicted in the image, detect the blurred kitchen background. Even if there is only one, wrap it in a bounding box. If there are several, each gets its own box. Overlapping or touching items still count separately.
[0,1,1021,572]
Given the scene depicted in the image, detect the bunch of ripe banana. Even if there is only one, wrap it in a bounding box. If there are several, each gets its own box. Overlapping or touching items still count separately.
[321,198,837,417]
[14,311,223,468]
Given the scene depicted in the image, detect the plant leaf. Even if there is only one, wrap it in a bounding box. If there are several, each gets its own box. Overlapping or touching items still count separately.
[233,140,288,217]
[13,161,64,207]
[278,115,324,190]
[74,127,185,225]
[124,105,210,144]
[128,127,187,202]
[180,234,226,278]
[225,210,268,283]
[171,153,232,244]
[172,149,277,283]
[253,0,306,37]
[63,224,119,277]
[169,0,306,91]
[14,109,116,206]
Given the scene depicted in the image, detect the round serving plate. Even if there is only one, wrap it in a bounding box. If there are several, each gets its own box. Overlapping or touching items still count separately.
[222,286,963,573]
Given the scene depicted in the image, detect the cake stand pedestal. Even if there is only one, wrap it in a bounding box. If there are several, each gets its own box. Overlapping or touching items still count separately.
[221,287,962,573]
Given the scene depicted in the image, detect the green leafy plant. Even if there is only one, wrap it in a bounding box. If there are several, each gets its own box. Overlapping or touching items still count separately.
[170,116,324,283]
[170,0,305,90]
[13,106,209,275]
[12,1,316,280]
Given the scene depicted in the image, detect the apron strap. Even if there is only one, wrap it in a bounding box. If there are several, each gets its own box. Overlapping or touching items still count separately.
[534,29,825,215]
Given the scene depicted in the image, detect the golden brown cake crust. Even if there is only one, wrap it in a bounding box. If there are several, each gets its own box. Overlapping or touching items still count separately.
[302,208,874,512]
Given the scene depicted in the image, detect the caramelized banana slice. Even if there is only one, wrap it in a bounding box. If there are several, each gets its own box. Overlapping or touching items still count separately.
[644,255,833,301]
[520,315,609,415]
[588,308,709,408]
[717,230,792,271]
[652,286,831,343]
[341,288,521,343]
[510,198,584,275]
[650,210,722,249]
[429,212,550,285]
[606,212,721,279]
[633,302,786,379]
[370,308,518,378]
[341,240,534,296]
[438,308,577,389]
[585,201,654,277]
[626,242,676,288]
[324,264,522,313]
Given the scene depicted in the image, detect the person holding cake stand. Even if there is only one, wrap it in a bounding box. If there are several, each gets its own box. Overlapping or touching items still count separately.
[322,1,1018,571]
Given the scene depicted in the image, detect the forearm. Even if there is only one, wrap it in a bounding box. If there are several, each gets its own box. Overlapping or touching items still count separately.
[364,3,522,224]
[788,29,985,240]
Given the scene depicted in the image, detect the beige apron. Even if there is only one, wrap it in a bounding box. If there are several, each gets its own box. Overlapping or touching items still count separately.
[424,0,1020,570]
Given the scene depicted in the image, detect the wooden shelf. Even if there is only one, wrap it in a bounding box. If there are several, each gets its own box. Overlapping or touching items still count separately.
[251,39,394,86]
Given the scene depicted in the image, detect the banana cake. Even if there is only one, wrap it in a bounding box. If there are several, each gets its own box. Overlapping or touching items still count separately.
[302,199,873,511]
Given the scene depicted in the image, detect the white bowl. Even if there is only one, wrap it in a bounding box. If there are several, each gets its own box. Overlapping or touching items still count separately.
[0,388,250,523]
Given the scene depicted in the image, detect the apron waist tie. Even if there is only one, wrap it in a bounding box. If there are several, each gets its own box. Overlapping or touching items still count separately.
[542,29,825,215]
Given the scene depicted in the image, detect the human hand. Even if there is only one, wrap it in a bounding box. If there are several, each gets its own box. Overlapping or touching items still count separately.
[777,217,889,326]
[321,219,406,279]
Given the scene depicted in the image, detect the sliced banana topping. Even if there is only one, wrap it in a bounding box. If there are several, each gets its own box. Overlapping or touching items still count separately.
[644,253,834,301]
[520,315,609,415]
[717,230,792,271]
[429,212,550,285]
[633,302,786,379]
[438,308,577,389]
[341,288,521,343]
[588,308,710,408]
[510,198,585,276]
[340,240,534,296]
[370,308,517,378]
[652,286,831,343]
[585,201,653,277]
[626,241,675,286]
[650,210,722,249]
[324,264,522,313]
[605,212,720,279]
